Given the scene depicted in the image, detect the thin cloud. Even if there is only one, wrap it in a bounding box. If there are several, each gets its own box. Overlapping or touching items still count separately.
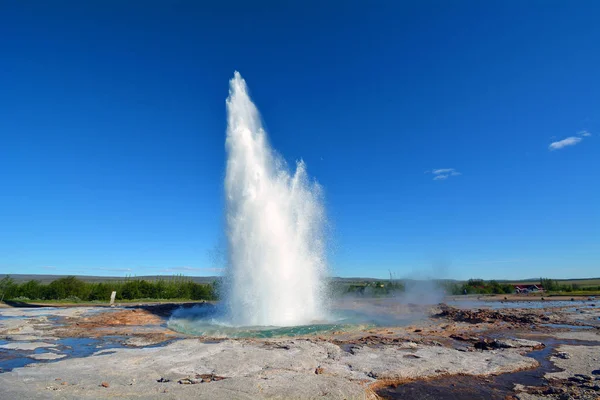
[578,130,592,137]
[41,266,57,270]
[549,136,582,150]
[431,168,461,181]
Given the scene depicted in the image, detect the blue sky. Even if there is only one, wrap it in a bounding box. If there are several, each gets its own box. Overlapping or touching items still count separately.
[1,1,598,280]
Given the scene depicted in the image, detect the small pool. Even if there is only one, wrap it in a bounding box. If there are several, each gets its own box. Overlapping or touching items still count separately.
[541,323,594,330]
[0,337,127,372]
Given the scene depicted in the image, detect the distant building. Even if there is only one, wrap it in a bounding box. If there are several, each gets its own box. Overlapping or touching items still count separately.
[514,284,544,294]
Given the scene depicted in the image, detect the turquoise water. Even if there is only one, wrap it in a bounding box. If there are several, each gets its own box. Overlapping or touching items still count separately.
[166,303,391,338]
[168,321,372,338]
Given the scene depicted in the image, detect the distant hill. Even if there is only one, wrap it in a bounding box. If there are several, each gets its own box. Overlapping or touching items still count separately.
[4,274,600,286]
[5,274,220,284]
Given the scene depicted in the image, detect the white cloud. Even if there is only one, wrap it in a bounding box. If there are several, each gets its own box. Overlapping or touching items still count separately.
[432,168,455,175]
[578,130,592,137]
[549,136,582,150]
[431,168,461,181]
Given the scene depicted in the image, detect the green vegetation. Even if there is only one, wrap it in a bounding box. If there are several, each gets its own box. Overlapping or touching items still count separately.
[539,277,600,294]
[0,275,16,302]
[3,274,599,304]
[443,277,600,296]
[0,275,217,303]
[337,280,405,296]
[442,279,515,295]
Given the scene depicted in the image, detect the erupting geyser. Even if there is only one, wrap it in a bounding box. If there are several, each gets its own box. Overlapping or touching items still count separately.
[225,72,327,327]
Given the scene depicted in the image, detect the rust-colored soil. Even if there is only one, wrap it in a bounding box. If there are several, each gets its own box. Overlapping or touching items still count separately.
[78,309,163,327]
[54,308,174,341]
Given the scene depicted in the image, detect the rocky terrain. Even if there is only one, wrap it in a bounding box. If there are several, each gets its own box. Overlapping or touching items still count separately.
[0,298,598,399]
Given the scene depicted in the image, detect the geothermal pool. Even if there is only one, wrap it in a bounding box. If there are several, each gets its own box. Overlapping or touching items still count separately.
[166,298,435,338]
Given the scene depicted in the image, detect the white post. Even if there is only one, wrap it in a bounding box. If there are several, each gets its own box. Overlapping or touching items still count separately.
[110,291,116,306]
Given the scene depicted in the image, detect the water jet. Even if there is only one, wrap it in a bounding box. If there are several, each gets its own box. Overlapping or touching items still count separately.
[224,72,328,327]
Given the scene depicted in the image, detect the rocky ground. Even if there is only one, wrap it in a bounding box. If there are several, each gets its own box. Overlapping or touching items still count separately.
[0,297,599,399]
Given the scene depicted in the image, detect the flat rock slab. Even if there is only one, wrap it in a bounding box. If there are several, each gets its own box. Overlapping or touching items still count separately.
[0,308,95,318]
[2,334,59,342]
[551,330,600,342]
[496,339,543,348]
[0,338,538,400]
[28,352,67,360]
[332,344,538,381]
[0,341,57,350]
[547,345,600,380]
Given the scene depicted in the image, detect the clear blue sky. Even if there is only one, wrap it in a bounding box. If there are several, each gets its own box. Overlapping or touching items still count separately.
[1,1,598,280]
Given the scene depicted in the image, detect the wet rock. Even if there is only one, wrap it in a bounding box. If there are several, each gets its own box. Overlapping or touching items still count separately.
[556,352,571,359]
[436,305,538,324]
[196,374,227,382]
[542,386,565,395]
[399,342,418,349]
[178,378,199,384]
[262,342,290,350]
[495,339,544,349]
[449,334,478,342]
[179,374,227,384]
[334,335,409,347]
[124,335,168,347]
[0,342,57,351]
[574,374,593,381]
[474,339,497,350]
[472,338,544,351]
[156,377,170,383]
